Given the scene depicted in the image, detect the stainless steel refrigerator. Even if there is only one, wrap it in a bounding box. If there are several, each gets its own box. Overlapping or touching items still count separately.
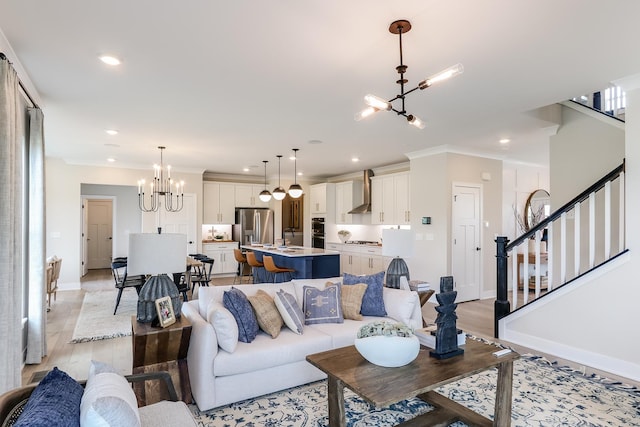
[232,208,274,245]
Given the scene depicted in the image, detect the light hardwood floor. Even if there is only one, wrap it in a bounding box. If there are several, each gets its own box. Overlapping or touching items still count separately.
[23,271,638,389]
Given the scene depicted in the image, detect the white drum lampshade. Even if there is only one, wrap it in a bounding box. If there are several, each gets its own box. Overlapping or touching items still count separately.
[382,228,413,289]
[128,233,187,322]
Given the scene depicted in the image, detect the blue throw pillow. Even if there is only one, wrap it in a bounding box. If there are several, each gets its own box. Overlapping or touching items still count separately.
[223,287,259,343]
[342,271,387,317]
[302,285,343,325]
[274,289,305,334]
[14,367,83,427]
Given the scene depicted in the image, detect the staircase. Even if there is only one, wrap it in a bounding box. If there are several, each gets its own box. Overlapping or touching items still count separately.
[494,161,626,337]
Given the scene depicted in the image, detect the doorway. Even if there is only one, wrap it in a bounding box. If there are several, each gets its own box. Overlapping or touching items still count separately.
[451,183,482,302]
[85,199,114,271]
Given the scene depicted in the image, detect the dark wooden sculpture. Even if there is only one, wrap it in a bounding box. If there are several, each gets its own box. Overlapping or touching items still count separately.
[429,276,464,359]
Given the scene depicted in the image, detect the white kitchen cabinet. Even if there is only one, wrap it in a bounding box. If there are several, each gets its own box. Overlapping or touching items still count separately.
[235,184,270,208]
[370,172,410,225]
[310,183,327,214]
[358,245,386,276]
[203,182,236,224]
[202,242,239,275]
[340,248,362,275]
[335,180,363,224]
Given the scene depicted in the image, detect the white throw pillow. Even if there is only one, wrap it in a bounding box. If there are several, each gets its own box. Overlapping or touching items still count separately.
[80,361,140,427]
[383,287,419,328]
[274,289,304,334]
[206,300,239,352]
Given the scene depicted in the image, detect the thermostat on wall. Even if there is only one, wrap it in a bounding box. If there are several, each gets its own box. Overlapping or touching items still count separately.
[421,216,431,225]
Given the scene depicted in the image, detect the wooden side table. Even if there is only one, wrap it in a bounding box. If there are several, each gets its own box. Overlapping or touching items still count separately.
[131,316,192,404]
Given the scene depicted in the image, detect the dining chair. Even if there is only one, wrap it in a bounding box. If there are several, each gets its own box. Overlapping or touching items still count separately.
[111,260,145,315]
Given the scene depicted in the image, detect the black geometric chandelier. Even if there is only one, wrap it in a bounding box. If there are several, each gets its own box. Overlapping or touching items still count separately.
[355,19,463,129]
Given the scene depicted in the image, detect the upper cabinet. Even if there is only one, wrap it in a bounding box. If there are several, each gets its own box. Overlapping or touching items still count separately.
[335,180,363,224]
[203,182,236,224]
[235,184,270,208]
[310,183,327,214]
[371,172,410,225]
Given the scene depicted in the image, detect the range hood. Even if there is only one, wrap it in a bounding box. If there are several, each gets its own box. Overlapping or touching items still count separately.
[348,169,374,214]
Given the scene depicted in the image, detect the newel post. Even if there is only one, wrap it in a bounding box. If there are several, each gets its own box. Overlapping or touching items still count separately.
[494,236,510,338]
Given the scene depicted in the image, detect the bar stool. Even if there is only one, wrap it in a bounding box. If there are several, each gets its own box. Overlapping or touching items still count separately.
[233,248,251,284]
[262,255,295,283]
[246,251,267,283]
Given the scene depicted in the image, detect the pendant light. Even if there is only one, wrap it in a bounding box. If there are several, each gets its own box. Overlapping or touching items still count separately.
[272,155,286,201]
[288,148,303,198]
[259,160,272,202]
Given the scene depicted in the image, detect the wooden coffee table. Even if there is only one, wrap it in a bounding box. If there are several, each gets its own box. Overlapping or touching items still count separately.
[306,339,519,426]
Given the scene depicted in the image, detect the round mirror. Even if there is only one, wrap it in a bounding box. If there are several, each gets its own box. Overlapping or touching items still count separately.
[525,189,550,231]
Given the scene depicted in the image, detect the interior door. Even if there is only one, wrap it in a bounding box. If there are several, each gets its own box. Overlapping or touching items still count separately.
[451,184,481,302]
[87,199,113,269]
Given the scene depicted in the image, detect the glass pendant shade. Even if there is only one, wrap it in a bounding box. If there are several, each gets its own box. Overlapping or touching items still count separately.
[272,187,286,200]
[273,155,286,200]
[287,148,303,198]
[259,160,272,202]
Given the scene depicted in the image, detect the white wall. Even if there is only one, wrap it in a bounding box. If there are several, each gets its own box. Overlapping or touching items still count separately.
[46,158,203,289]
[408,152,502,297]
[499,93,640,381]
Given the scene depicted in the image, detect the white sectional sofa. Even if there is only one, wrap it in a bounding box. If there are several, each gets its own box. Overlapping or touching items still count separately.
[182,278,422,411]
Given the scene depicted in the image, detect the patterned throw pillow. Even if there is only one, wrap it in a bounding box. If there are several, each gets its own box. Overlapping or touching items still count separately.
[327,282,367,320]
[274,289,305,334]
[303,284,344,325]
[248,290,284,338]
[223,287,259,343]
[343,271,387,317]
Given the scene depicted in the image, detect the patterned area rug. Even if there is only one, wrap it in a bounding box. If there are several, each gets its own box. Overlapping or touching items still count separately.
[191,355,640,426]
[70,289,137,343]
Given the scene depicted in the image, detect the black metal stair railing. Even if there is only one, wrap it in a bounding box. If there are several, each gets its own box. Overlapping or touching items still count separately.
[494,161,626,337]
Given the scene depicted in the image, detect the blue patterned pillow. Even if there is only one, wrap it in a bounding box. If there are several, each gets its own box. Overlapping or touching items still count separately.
[14,367,83,427]
[223,287,259,343]
[302,285,344,325]
[342,271,387,317]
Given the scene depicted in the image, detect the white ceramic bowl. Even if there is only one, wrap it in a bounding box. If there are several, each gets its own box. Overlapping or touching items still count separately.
[354,335,420,367]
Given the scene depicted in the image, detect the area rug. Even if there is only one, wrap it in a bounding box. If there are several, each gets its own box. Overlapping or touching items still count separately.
[191,355,640,427]
[70,290,137,343]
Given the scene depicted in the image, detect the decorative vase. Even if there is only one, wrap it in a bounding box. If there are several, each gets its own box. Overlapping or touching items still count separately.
[338,232,351,243]
[354,335,420,367]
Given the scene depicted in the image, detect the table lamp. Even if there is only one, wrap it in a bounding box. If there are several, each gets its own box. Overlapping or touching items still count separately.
[128,233,187,322]
[382,228,413,289]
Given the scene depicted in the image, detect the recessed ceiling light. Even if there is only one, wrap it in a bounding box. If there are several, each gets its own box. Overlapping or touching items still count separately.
[308,139,323,145]
[107,157,116,163]
[105,129,118,136]
[297,172,303,176]
[104,143,120,148]
[352,157,360,162]
[99,55,121,66]
[242,167,250,172]
[499,138,510,144]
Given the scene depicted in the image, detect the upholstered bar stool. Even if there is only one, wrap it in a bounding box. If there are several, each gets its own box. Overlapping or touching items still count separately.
[246,251,268,283]
[233,248,251,284]
[262,255,295,283]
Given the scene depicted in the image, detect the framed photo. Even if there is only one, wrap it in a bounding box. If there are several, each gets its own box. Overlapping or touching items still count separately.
[155,296,176,328]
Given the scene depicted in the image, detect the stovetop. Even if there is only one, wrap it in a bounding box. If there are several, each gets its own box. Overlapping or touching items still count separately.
[344,240,379,245]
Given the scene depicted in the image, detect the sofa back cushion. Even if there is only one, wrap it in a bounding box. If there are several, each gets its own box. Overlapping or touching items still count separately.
[382,287,420,329]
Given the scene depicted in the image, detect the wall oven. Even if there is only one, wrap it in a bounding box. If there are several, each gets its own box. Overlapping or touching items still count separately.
[311,217,325,249]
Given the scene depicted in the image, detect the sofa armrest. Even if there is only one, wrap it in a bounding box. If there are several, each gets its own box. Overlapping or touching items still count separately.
[181,300,219,410]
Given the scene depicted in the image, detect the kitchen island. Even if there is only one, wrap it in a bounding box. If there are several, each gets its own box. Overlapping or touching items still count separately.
[241,245,340,283]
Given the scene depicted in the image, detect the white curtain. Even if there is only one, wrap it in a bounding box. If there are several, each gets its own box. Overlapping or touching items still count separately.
[26,108,46,364]
[0,58,24,392]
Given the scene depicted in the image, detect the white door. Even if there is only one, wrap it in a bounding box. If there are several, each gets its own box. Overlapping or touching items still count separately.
[82,200,89,276]
[87,199,113,269]
[142,193,198,255]
[451,184,481,302]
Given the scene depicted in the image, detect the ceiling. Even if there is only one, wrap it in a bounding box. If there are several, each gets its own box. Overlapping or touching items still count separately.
[1,1,639,180]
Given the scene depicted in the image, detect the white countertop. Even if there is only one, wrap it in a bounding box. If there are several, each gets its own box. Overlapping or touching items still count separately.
[241,245,339,257]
